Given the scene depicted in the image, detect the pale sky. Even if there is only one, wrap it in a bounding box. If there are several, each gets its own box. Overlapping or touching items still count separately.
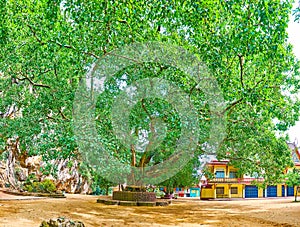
[287,2,300,143]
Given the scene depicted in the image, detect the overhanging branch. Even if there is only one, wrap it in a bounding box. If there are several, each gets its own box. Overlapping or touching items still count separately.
[222,98,243,114]
[27,24,100,59]
[16,75,50,88]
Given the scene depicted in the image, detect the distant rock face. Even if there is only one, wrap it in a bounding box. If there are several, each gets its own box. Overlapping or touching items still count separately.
[15,167,28,181]
[40,217,85,227]
[0,162,8,188]
[50,159,91,194]
[0,138,91,194]
[0,138,19,189]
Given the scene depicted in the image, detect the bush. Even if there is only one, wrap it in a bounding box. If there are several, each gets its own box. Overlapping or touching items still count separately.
[25,185,34,192]
[24,179,56,193]
[39,179,56,193]
[155,190,165,198]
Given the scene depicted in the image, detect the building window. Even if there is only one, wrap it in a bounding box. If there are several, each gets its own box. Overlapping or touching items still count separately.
[216,187,224,195]
[231,187,238,194]
[229,171,237,178]
[215,171,225,178]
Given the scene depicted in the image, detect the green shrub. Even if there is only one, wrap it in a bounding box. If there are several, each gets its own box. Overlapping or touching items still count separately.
[155,190,165,198]
[24,185,34,192]
[0,151,9,161]
[39,179,56,193]
[24,178,56,193]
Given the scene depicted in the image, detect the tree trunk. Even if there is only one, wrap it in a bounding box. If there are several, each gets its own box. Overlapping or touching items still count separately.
[4,137,20,189]
[106,185,109,195]
[131,144,136,167]
[129,144,136,185]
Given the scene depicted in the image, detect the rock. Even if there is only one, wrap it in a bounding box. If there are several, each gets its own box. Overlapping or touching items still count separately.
[54,159,91,194]
[15,167,28,181]
[0,138,91,194]
[40,220,50,227]
[25,156,43,168]
[155,201,169,206]
[49,218,58,227]
[40,217,85,227]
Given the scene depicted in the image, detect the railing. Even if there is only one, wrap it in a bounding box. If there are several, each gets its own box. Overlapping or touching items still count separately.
[208,177,264,183]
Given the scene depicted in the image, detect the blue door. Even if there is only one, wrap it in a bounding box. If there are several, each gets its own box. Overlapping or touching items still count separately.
[282,185,285,197]
[287,186,294,196]
[267,186,277,197]
[245,186,258,198]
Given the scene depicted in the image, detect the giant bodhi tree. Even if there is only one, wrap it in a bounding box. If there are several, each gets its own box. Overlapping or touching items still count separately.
[0,0,300,188]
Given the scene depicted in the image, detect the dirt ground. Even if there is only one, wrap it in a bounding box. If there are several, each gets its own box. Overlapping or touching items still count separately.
[0,192,299,227]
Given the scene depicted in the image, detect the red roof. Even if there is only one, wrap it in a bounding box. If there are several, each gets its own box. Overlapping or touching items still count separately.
[208,160,229,165]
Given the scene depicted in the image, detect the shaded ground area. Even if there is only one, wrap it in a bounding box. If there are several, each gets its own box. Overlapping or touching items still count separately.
[0,192,299,226]
[0,191,44,201]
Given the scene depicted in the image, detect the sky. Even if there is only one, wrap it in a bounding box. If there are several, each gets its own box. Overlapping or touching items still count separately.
[287,2,300,143]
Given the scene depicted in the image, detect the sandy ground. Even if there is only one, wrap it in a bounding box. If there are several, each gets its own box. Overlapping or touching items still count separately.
[0,192,300,227]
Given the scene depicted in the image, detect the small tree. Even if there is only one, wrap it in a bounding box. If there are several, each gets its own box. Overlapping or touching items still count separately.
[286,168,300,202]
[160,160,199,195]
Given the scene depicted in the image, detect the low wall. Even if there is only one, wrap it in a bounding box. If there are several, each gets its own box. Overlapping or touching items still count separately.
[1,189,65,198]
[113,191,156,202]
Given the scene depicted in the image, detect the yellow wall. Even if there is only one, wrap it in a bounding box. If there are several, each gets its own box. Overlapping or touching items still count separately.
[230,184,243,198]
[216,184,230,194]
[203,163,300,199]
[292,186,300,196]
[201,188,214,199]
[201,184,244,199]
[258,188,264,198]
[277,185,282,197]
[201,184,289,199]
[211,165,238,178]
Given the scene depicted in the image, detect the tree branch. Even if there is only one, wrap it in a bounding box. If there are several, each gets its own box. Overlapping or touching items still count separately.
[16,75,50,88]
[53,40,100,59]
[138,98,157,168]
[223,98,243,114]
[118,19,127,24]
[27,24,45,45]
[59,108,69,120]
[27,24,100,59]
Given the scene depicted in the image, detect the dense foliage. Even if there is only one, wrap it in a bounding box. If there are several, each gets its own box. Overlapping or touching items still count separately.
[1,0,300,189]
[286,168,300,201]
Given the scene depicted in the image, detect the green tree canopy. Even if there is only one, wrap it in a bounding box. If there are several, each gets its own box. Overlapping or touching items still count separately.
[1,0,300,187]
[286,168,300,201]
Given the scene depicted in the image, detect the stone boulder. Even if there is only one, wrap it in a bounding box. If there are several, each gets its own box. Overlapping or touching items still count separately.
[40,217,85,227]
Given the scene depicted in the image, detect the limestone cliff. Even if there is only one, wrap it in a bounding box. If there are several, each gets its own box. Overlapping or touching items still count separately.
[0,139,91,194]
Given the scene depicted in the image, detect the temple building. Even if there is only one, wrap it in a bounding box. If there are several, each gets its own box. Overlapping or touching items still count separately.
[200,142,300,199]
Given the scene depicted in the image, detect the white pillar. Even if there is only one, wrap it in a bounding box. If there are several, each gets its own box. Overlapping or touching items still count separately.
[265,188,267,197]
